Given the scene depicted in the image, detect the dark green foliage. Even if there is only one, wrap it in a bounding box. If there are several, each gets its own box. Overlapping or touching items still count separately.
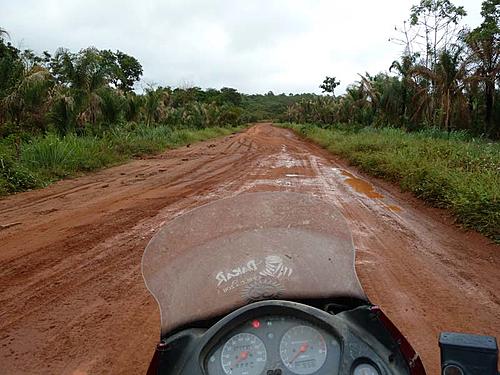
[124,93,143,122]
[218,105,243,126]
[0,151,40,194]
[100,49,143,92]
[0,34,257,135]
[98,88,125,125]
[49,91,76,135]
[465,0,500,137]
[1,44,145,134]
[219,87,242,106]
[320,76,340,95]
[0,40,23,100]
[241,93,318,121]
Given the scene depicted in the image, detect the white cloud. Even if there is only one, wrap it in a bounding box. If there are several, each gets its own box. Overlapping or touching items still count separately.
[1,0,484,94]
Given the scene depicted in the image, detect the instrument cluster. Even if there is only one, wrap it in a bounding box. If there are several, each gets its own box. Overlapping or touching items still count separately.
[205,315,341,375]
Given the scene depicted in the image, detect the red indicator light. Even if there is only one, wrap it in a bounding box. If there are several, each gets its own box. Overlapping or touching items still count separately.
[251,319,261,329]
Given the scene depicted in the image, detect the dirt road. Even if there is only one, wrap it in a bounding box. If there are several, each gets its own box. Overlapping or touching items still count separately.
[1,124,498,374]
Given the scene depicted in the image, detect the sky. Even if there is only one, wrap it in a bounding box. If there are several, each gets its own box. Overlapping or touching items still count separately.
[1,0,484,94]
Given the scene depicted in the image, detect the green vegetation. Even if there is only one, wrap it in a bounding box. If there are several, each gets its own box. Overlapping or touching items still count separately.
[241,92,318,122]
[0,29,312,196]
[287,0,500,139]
[0,33,251,197]
[0,125,237,195]
[0,34,314,137]
[285,123,500,239]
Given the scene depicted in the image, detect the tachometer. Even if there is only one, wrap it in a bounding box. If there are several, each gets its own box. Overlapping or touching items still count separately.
[221,332,267,375]
[280,325,327,374]
[353,363,380,375]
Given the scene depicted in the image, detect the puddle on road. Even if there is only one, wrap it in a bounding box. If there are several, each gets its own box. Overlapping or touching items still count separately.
[341,170,384,199]
[339,170,403,212]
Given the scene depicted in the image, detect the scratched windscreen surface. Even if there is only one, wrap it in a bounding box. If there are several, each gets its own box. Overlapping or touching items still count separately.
[142,192,367,336]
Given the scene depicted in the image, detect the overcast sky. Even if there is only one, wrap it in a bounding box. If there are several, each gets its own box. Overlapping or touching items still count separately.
[1,0,483,94]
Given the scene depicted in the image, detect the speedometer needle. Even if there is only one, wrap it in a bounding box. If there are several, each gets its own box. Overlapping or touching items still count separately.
[289,343,309,364]
[232,351,249,367]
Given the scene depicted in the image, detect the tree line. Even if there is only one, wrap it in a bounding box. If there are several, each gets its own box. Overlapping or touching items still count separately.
[0,27,320,139]
[0,31,290,138]
[2,0,498,139]
[287,0,500,139]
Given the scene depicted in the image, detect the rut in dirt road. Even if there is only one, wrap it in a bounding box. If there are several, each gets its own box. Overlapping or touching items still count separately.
[0,124,498,375]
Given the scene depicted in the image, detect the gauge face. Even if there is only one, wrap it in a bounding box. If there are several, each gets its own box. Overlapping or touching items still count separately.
[353,363,380,375]
[279,325,327,374]
[221,333,267,375]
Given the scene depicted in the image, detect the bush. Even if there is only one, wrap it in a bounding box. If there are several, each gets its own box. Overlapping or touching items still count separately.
[0,153,40,194]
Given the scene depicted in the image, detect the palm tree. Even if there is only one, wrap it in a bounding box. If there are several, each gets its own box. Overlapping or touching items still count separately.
[390,54,418,120]
[358,73,381,110]
[49,88,76,135]
[356,73,410,126]
[0,27,9,40]
[52,47,108,126]
[466,17,500,133]
[338,84,368,124]
[124,92,143,122]
[1,66,53,128]
[144,87,170,125]
[410,47,471,131]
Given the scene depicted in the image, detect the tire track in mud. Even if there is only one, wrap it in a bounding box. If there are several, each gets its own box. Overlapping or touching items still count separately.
[0,124,498,374]
[0,131,259,374]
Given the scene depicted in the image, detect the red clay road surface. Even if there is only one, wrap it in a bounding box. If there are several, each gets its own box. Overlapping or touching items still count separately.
[1,124,498,374]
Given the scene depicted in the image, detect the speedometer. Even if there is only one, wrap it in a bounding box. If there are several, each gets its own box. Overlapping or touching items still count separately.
[221,333,267,375]
[280,325,327,374]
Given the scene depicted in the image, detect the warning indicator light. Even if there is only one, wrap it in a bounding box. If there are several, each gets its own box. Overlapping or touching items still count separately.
[251,319,261,329]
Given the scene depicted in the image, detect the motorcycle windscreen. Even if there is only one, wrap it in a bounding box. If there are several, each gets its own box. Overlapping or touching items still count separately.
[142,192,367,336]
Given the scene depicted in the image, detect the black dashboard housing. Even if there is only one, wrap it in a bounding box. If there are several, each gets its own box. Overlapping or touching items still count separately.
[148,300,412,375]
[439,332,499,375]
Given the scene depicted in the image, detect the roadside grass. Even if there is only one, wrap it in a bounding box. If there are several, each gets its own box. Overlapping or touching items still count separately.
[283,123,500,240]
[0,124,240,196]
